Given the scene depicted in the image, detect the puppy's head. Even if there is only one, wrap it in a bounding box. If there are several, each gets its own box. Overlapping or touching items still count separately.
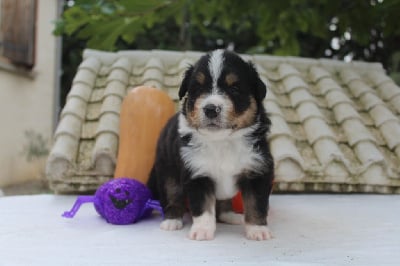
[179,50,266,131]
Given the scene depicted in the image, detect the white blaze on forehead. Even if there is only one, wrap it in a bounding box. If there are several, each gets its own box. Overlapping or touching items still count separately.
[208,49,224,92]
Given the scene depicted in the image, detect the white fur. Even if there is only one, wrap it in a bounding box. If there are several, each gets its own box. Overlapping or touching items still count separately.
[189,211,216,241]
[245,224,273,241]
[160,219,183,231]
[208,49,224,92]
[178,114,265,200]
[198,93,230,127]
[219,211,244,225]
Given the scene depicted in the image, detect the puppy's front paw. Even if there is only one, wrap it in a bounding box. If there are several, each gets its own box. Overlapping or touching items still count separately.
[188,213,216,241]
[160,219,183,231]
[189,224,216,241]
[245,225,273,241]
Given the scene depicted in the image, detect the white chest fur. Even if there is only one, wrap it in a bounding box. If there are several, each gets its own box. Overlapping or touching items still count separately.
[179,116,264,199]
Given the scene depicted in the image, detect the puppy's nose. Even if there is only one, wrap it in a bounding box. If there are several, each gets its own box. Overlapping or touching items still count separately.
[203,104,221,119]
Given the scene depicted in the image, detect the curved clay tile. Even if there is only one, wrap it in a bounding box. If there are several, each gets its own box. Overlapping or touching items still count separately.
[47,56,102,182]
[142,57,165,89]
[312,67,386,181]
[152,50,185,65]
[366,70,392,86]
[73,68,98,87]
[111,57,133,71]
[309,66,331,83]
[333,103,362,125]
[45,135,77,180]
[264,86,305,182]
[91,59,131,176]
[289,89,319,109]
[282,76,308,95]
[61,97,87,121]
[325,90,353,110]
[100,95,123,116]
[92,112,119,175]
[262,76,305,180]
[55,115,82,139]
[107,69,130,85]
[83,49,118,66]
[278,63,300,78]
[280,64,349,180]
[296,101,325,122]
[342,69,400,159]
[104,81,126,100]
[373,76,400,101]
[79,56,102,73]
[375,82,400,115]
[67,83,93,102]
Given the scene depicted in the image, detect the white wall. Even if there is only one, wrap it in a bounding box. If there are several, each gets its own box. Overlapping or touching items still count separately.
[0,0,60,187]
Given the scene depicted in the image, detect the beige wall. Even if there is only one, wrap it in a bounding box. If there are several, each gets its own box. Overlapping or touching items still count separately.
[0,1,60,187]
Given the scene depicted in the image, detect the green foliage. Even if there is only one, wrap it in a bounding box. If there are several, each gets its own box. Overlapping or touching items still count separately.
[54,0,182,51]
[55,0,399,57]
[55,0,400,105]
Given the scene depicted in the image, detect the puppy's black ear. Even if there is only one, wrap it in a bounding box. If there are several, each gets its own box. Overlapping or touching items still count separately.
[248,61,267,101]
[179,65,194,100]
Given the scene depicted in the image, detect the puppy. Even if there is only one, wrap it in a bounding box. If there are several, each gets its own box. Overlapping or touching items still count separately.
[147,50,274,241]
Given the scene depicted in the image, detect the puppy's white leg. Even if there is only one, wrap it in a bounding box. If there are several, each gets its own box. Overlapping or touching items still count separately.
[245,224,273,241]
[160,218,183,231]
[218,211,244,225]
[189,211,216,241]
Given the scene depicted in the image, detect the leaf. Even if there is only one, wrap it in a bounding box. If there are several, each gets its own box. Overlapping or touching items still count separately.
[63,6,91,35]
[118,0,170,14]
[86,18,129,50]
[273,34,300,56]
[121,18,143,44]
[52,19,65,36]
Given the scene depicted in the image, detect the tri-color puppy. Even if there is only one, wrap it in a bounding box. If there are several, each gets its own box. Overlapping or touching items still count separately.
[148,50,274,241]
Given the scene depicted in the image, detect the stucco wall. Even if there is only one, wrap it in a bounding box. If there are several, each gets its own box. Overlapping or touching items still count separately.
[0,1,59,187]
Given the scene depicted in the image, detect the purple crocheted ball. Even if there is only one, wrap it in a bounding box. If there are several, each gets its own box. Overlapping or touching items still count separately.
[93,178,152,225]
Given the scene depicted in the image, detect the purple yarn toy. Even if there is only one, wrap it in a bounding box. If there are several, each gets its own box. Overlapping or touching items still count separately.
[62,178,163,225]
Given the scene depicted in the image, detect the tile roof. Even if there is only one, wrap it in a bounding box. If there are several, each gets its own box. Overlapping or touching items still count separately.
[46,49,400,194]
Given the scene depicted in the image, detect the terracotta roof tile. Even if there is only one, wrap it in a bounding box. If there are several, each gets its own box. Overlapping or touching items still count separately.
[46,49,400,194]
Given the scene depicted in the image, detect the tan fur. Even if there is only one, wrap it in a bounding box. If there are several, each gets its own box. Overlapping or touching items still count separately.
[186,95,206,128]
[225,73,238,86]
[229,97,258,129]
[196,72,206,85]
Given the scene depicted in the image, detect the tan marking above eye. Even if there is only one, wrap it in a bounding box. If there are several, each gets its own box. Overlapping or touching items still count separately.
[225,73,239,86]
[196,72,206,85]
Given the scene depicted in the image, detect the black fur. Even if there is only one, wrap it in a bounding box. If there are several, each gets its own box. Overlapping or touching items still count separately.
[148,50,274,239]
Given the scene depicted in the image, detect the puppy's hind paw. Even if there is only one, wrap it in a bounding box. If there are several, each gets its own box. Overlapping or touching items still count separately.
[245,225,273,241]
[160,219,183,231]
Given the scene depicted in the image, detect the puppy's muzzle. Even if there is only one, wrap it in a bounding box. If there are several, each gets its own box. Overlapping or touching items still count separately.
[203,104,221,119]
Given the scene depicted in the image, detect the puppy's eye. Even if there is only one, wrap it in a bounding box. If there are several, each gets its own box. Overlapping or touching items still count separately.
[228,82,238,89]
[230,85,240,93]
